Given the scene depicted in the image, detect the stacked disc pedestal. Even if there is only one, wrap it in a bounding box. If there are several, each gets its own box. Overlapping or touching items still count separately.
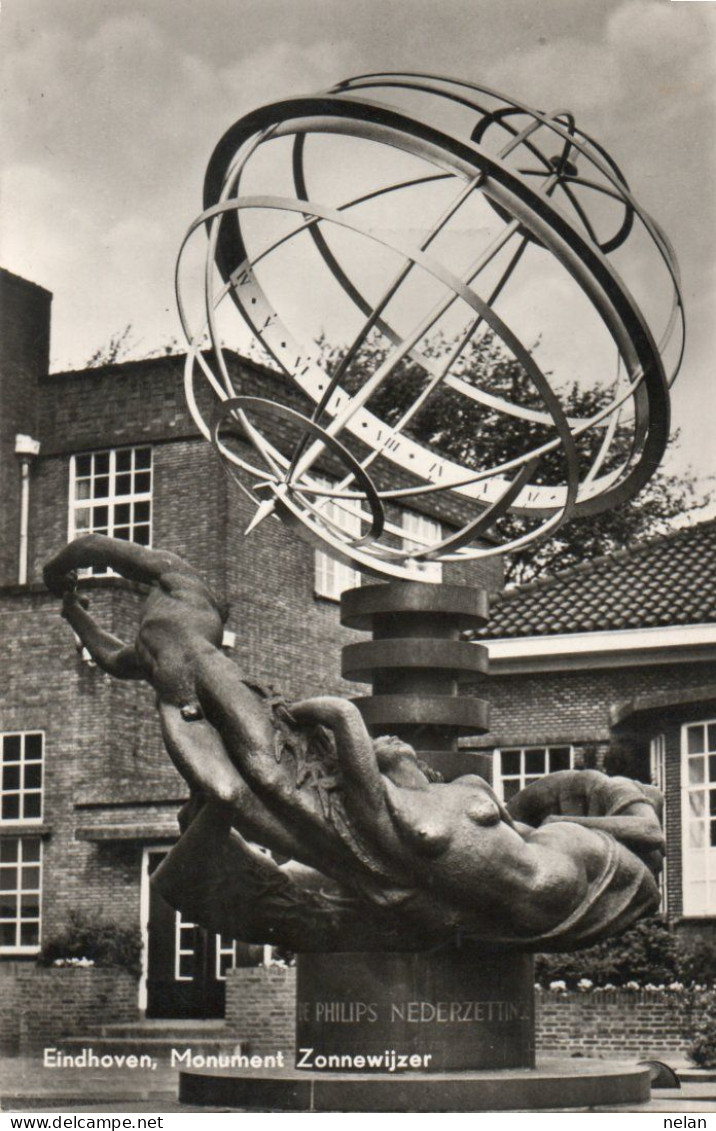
[341,581,492,783]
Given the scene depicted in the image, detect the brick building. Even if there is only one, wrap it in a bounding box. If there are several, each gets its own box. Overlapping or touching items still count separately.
[1,263,712,1036]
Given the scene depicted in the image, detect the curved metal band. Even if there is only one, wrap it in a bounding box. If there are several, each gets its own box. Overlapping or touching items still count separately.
[211,395,386,546]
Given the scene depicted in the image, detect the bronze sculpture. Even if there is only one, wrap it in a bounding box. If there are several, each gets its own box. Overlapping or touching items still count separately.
[44,533,663,954]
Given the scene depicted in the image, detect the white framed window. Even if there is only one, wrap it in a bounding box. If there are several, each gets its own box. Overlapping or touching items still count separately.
[650,733,668,912]
[402,511,443,582]
[313,475,362,600]
[495,745,574,804]
[1,732,43,823]
[681,719,716,916]
[69,447,152,572]
[0,836,42,952]
[174,911,197,981]
[215,935,237,981]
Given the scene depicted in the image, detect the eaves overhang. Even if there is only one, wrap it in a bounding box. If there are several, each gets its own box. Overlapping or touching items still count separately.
[484,623,716,674]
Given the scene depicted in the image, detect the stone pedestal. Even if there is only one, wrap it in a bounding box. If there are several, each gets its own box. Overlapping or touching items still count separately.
[295,949,534,1072]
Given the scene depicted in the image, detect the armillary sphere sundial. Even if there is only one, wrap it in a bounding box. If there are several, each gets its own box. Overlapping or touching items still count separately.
[176,70,683,581]
[43,72,683,1113]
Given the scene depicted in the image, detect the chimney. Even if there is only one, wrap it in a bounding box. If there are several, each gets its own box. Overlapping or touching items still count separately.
[0,268,52,583]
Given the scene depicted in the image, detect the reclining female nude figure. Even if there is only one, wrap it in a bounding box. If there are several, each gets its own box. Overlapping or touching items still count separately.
[45,535,663,953]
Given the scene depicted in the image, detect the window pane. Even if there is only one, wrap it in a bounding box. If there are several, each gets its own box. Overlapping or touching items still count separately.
[0,868,17,889]
[134,501,150,522]
[550,748,571,772]
[23,764,41,790]
[690,822,706,848]
[75,455,92,477]
[0,924,15,946]
[23,794,41,820]
[0,840,18,862]
[115,503,131,524]
[0,896,17,918]
[690,792,706,818]
[3,736,21,762]
[501,750,521,776]
[688,726,705,755]
[525,749,546,774]
[2,796,20,820]
[21,839,40,862]
[135,472,151,493]
[134,527,150,546]
[689,758,706,785]
[711,820,716,848]
[115,476,132,498]
[709,724,716,752]
[21,866,40,890]
[135,448,151,469]
[20,922,39,946]
[710,755,716,783]
[94,453,110,474]
[116,450,132,472]
[20,894,39,917]
[502,779,521,802]
[178,954,194,980]
[24,735,42,761]
[3,766,20,790]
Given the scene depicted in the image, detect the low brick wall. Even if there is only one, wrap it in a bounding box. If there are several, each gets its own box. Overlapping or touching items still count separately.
[0,964,138,1053]
[225,968,696,1063]
[536,990,694,1059]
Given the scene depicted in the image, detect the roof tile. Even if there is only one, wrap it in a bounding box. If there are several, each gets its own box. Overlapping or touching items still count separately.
[482,519,716,639]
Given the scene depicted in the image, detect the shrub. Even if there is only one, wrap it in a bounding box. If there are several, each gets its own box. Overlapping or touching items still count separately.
[39,910,142,977]
[688,988,716,1068]
[535,917,680,989]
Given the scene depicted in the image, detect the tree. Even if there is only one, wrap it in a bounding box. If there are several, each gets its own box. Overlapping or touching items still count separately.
[317,332,710,586]
[84,325,135,368]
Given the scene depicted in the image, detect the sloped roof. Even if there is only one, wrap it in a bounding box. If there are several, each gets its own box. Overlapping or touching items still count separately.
[483,519,716,638]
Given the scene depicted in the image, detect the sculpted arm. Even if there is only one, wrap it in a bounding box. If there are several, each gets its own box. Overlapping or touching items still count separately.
[43,534,187,594]
[60,592,146,680]
[290,697,385,808]
[541,805,665,851]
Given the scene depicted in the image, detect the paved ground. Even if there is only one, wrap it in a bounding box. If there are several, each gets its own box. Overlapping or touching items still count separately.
[1,1055,715,1114]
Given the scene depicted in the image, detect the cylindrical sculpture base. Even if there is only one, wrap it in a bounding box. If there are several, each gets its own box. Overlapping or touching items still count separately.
[295,949,535,1072]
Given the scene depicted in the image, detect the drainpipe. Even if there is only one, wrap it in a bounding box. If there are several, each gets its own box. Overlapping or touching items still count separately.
[15,434,41,584]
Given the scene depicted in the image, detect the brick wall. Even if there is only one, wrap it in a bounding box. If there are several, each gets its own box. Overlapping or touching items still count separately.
[535,990,694,1059]
[480,662,716,749]
[225,967,296,1056]
[0,964,138,1053]
[224,970,696,1063]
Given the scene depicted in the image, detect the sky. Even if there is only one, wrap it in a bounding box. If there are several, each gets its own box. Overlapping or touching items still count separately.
[1,0,715,492]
